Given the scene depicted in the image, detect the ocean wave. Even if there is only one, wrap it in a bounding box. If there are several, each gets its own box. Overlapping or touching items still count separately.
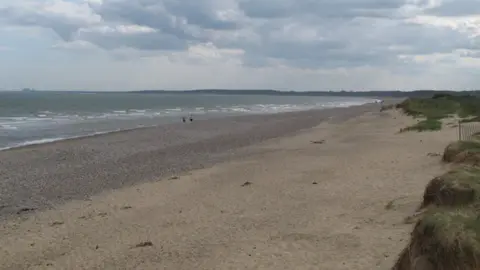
[0,98,374,134]
[0,124,18,130]
[0,137,66,151]
[0,98,376,150]
[207,100,374,114]
[0,129,124,151]
[2,102,370,127]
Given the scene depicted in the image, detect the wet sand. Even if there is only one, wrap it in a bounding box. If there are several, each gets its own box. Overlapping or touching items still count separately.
[0,102,384,217]
[0,104,458,269]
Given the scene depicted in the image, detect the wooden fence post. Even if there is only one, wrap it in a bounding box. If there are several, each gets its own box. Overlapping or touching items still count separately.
[459,121,462,141]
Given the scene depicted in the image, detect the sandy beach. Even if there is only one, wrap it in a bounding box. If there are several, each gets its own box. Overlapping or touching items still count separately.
[0,103,458,269]
[0,103,381,218]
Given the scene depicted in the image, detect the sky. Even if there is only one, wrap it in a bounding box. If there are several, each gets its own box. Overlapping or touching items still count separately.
[0,0,479,91]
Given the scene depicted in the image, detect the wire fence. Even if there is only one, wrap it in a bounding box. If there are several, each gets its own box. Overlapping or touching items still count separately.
[458,121,480,141]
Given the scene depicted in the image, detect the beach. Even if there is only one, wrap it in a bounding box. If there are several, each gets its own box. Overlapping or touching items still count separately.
[0,101,458,269]
[0,103,380,218]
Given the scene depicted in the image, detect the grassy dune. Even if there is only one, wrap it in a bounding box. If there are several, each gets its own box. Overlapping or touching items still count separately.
[396,94,480,132]
[400,119,442,132]
[393,146,480,269]
[392,94,480,269]
[443,141,480,165]
[394,207,480,270]
[421,166,480,209]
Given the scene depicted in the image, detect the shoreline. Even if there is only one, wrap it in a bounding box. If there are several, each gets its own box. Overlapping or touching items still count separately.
[0,102,387,218]
[0,102,377,153]
[0,94,379,152]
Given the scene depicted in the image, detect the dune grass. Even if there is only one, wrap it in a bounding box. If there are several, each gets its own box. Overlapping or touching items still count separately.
[397,94,480,119]
[401,118,442,132]
[443,140,480,165]
[393,141,480,269]
[421,167,480,209]
[380,104,395,112]
[393,207,480,270]
[397,97,459,119]
[460,116,480,123]
[393,206,480,270]
[392,96,480,269]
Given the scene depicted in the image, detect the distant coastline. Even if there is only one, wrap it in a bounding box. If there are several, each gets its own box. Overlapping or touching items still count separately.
[131,89,480,98]
[7,89,480,98]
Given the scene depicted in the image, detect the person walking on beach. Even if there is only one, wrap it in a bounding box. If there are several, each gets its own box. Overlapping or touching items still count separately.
[182,116,186,123]
[189,114,193,122]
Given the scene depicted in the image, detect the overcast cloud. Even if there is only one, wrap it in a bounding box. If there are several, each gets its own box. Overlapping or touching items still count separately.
[0,0,479,91]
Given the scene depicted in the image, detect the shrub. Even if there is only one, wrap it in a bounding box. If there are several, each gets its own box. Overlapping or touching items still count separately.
[393,207,480,270]
[397,95,480,120]
[421,167,480,209]
[460,116,480,123]
[443,141,480,165]
[401,119,442,132]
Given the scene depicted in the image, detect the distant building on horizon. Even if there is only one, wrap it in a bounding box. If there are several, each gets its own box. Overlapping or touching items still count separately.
[21,88,36,92]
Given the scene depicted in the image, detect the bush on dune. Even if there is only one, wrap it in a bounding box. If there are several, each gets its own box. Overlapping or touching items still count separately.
[472,133,480,142]
[401,118,442,132]
[392,144,480,269]
[397,94,480,121]
[380,104,395,112]
[392,94,480,270]
[458,100,480,118]
[397,98,459,119]
[393,207,480,270]
[443,141,480,165]
[460,116,480,123]
[420,167,480,209]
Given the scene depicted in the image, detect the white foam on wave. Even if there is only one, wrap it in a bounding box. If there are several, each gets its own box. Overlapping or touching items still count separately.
[0,137,66,151]
[210,99,375,115]
[0,98,376,151]
[324,100,373,108]
[0,116,70,130]
[0,129,125,151]
[1,99,375,129]
[0,124,18,130]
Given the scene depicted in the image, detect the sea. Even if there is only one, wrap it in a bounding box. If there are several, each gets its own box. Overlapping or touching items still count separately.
[0,91,377,150]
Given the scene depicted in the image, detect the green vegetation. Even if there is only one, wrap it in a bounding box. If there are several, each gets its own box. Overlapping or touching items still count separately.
[393,140,480,269]
[401,119,442,132]
[460,116,480,123]
[380,104,395,112]
[397,97,458,119]
[396,94,480,133]
[394,167,480,269]
[421,167,480,208]
[397,94,480,120]
[393,207,480,270]
[443,140,480,165]
[392,94,480,269]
